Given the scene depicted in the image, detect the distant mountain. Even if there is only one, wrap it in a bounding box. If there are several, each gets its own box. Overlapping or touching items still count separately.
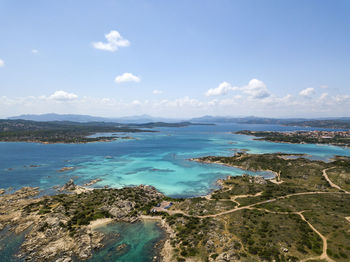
[8,114,350,129]
[190,115,242,123]
[110,114,184,123]
[8,113,183,124]
[8,113,109,122]
[189,115,297,123]
[190,115,350,124]
[190,115,350,129]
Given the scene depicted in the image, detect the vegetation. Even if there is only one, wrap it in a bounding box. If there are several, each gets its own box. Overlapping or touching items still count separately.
[23,186,163,235]
[236,130,350,147]
[0,119,198,143]
[3,153,350,261]
[283,120,350,129]
[237,118,350,129]
[158,153,350,261]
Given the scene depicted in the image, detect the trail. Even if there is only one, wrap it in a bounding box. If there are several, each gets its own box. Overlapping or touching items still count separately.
[298,211,335,262]
[230,192,263,207]
[163,167,347,261]
[252,208,334,261]
[168,168,349,218]
[323,167,349,193]
[168,191,343,218]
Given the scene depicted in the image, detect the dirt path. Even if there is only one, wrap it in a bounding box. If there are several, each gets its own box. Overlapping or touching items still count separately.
[166,192,340,261]
[252,208,334,261]
[162,167,347,261]
[298,212,335,262]
[199,191,343,218]
[168,191,343,218]
[323,168,349,193]
[230,191,263,207]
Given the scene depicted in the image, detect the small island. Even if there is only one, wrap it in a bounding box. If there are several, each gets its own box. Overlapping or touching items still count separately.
[236,130,350,148]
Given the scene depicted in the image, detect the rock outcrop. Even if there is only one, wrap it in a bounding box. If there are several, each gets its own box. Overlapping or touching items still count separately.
[0,185,164,261]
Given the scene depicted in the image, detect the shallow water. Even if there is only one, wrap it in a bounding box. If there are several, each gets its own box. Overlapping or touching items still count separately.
[88,220,164,262]
[0,227,26,262]
[1,123,350,261]
[0,123,349,197]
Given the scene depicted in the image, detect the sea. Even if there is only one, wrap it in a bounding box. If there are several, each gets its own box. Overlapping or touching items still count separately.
[1,123,350,261]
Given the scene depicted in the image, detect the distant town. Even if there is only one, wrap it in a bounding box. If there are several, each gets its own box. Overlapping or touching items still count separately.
[236,130,350,148]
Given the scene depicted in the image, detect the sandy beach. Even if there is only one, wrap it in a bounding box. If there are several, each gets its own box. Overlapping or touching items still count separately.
[88,218,114,230]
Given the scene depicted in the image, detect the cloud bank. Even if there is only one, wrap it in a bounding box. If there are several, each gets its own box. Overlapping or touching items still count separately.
[1,90,350,119]
[1,79,349,118]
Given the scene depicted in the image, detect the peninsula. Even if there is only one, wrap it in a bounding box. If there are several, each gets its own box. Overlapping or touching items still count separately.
[0,120,200,144]
[236,130,350,148]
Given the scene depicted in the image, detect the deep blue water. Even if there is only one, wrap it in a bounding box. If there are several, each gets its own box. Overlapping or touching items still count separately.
[1,123,350,261]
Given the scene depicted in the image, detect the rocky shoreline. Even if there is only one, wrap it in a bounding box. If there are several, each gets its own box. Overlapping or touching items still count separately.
[0,183,164,261]
[140,215,175,262]
[189,155,279,181]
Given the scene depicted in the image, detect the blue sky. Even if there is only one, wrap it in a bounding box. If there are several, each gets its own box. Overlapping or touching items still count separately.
[0,0,349,118]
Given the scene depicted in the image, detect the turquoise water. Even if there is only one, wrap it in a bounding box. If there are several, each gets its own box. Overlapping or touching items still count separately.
[0,227,26,262]
[1,123,350,261]
[88,221,164,262]
[1,123,349,197]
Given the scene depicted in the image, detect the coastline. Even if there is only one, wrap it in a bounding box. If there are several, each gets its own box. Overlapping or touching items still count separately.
[140,215,175,262]
[0,138,118,144]
[189,157,279,181]
[88,218,114,230]
[235,132,350,149]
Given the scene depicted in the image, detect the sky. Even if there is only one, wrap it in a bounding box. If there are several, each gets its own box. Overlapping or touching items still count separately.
[0,0,349,118]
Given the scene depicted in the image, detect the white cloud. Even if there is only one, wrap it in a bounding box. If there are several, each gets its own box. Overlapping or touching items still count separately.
[92,30,130,52]
[241,79,270,99]
[299,87,315,97]
[2,78,350,118]
[206,82,236,96]
[31,49,39,54]
[320,85,328,89]
[1,91,350,119]
[206,79,270,99]
[49,91,78,101]
[153,89,163,95]
[0,59,5,67]
[132,100,141,105]
[320,93,328,100]
[115,73,140,83]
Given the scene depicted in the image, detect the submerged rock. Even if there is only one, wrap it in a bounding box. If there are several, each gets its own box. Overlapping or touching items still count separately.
[83,178,102,186]
[58,167,74,172]
[59,179,76,191]
[116,243,128,251]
